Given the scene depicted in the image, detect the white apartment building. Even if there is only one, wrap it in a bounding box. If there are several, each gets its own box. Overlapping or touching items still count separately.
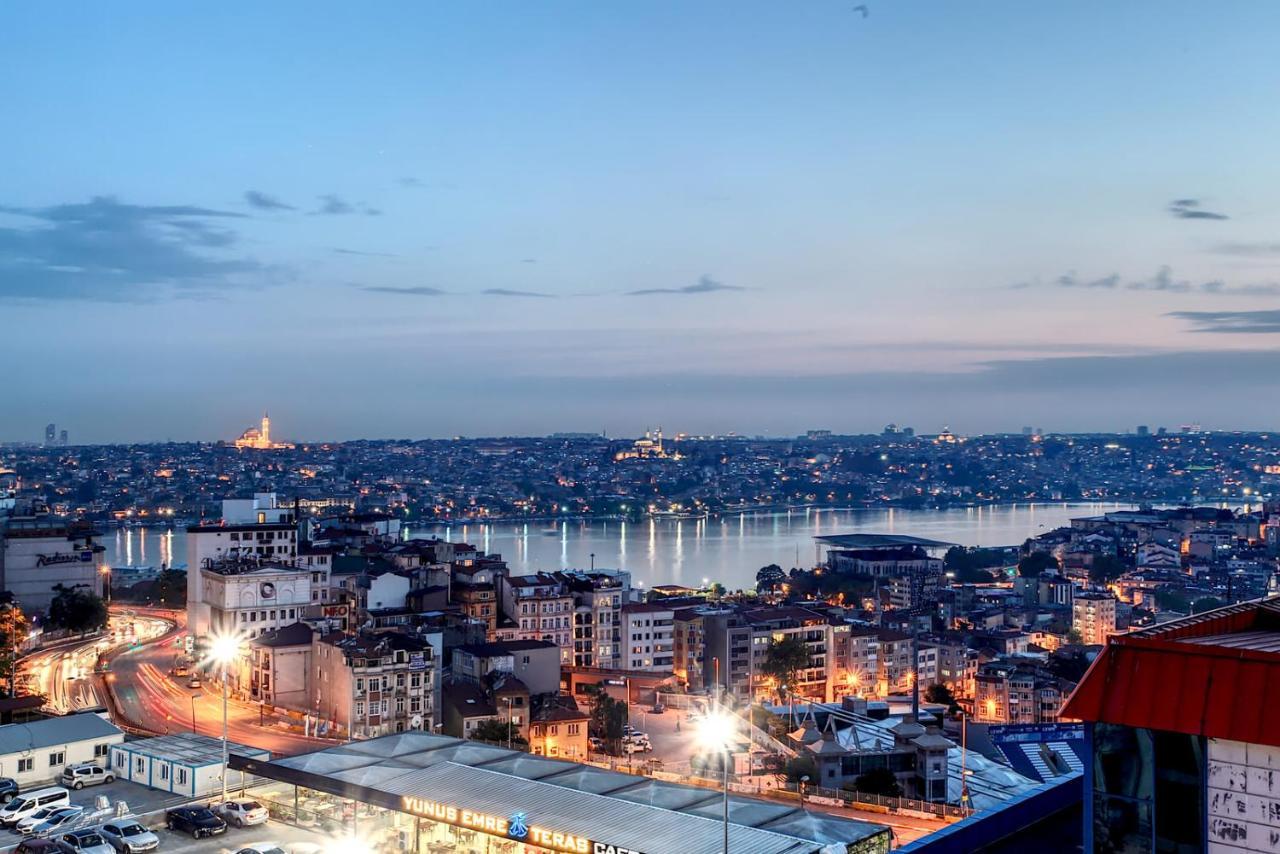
[1072,590,1118,646]
[499,573,575,663]
[186,493,299,640]
[621,602,676,672]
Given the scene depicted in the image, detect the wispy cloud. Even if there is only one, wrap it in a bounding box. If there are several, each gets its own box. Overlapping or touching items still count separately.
[627,275,743,297]
[481,288,554,298]
[397,177,421,188]
[1012,266,1280,296]
[1168,198,1229,220]
[333,248,397,258]
[0,195,271,302]
[357,285,447,296]
[315,195,381,216]
[1168,309,1280,334]
[1211,242,1280,257]
[243,191,295,212]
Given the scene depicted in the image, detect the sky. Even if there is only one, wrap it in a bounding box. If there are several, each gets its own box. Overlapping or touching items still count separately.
[4,1,1280,443]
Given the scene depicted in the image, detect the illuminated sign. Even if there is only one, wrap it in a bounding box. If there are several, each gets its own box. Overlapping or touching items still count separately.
[400,796,641,854]
[36,552,92,567]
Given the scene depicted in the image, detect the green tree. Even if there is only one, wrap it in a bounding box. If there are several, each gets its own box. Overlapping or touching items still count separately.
[761,636,811,695]
[783,754,817,783]
[46,584,108,634]
[854,767,903,797]
[1065,628,1083,646]
[583,683,628,752]
[1088,555,1128,585]
[0,597,27,697]
[755,564,786,592]
[1154,589,1190,613]
[708,582,726,599]
[924,683,959,713]
[469,718,529,750]
[1191,596,1224,614]
[1017,552,1058,578]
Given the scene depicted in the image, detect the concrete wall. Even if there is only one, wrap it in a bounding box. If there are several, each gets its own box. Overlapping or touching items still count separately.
[1207,738,1280,853]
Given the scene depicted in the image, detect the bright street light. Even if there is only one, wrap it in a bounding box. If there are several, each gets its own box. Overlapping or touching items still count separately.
[205,631,244,806]
[695,709,737,853]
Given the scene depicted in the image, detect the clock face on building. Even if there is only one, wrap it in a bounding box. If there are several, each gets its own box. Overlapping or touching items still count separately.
[260,581,276,599]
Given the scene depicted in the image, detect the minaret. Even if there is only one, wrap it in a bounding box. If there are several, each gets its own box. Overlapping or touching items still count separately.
[261,412,271,446]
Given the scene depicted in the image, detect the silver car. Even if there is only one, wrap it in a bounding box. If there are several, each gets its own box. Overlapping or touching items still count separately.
[56,830,115,854]
[98,821,158,854]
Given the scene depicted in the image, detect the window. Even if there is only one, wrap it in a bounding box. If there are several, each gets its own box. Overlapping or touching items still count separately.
[49,751,65,767]
[134,757,145,774]
[18,758,32,773]
[356,702,365,716]
[568,723,580,735]
[159,764,169,781]
[94,743,109,758]
[177,768,187,786]
[113,754,124,769]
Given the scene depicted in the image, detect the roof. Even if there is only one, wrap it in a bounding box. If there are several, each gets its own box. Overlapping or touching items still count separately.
[230,732,890,853]
[115,733,269,765]
[252,622,314,648]
[814,533,956,549]
[456,640,559,657]
[1061,596,1280,747]
[0,713,122,756]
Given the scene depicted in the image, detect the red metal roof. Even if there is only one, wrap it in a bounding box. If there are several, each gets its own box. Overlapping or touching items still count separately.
[1061,597,1280,747]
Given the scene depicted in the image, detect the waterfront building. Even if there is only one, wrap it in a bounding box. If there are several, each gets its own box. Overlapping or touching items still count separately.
[620,601,676,672]
[0,500,105,611]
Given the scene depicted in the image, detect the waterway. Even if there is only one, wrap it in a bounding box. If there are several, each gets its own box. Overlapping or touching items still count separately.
[104,503,1133,591]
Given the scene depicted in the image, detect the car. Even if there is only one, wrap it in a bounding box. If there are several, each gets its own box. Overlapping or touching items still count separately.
[98,821,159,854]
[21,806,84,836]
[214,799,269,828]
[164,806,226,839]
[187,676,201,689]
[0,789,71,827]
[14,838,62,854]
[59,764,113,790]
[56,830,114,854]
[623,741,651,754]
[649,704,665,714]
[231,843,288,854]
[0,777,19,804]
[14,808,62,835]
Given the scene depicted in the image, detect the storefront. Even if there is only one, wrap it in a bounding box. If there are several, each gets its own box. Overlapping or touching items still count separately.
[231,732,892,854]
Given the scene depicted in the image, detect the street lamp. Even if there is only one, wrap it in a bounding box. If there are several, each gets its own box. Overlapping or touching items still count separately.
[207,631,244,805]
[696,709,738,854]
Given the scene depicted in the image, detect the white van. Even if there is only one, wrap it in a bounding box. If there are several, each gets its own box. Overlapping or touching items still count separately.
[0,788,71,827]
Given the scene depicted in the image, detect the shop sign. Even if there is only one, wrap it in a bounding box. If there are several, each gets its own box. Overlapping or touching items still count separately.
[408,651,428,671]
[400,796,643,854]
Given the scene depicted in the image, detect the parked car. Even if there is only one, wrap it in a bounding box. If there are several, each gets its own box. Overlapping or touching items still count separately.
[0,789,70,827]
[0,777,19,804]
[164,806,226,839]
[59,764,114,790]
[21,806,84,836]
[14,838,61,854]
[55,830,114,854]
[649,704,665,714]
[231,844,288,854]
[98,821,159,854]
[214,799,269,828]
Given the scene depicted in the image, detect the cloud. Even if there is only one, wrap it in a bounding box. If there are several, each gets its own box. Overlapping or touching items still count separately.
[243,191,295,212]
[0,195,269,301]
[1168,199,1229,220]
[627,275,744,296]
[314,195,382,216]
[1211,242,1280,257]
[1013,266,1280,297]
[481,288,554,298]
[397,177,421,188]
[333,247,397,257]
[1167,309,1280,334]
[358,285,447,296]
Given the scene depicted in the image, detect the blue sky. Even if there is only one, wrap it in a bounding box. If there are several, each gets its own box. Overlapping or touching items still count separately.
[4,1,1280,442]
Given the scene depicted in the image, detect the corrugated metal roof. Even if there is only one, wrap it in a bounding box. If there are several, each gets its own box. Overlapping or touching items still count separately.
[1062,596,1280,747]
[261,732,888,853]
[0,714,121,756]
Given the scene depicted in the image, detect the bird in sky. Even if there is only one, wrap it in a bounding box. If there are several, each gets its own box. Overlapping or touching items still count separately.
[853,4,869,17]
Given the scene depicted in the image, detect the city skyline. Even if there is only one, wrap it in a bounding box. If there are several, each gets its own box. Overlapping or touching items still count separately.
[6,2,1280,441]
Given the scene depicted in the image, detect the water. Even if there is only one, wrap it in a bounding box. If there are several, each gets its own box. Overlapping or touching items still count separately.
[104,503,1132,590]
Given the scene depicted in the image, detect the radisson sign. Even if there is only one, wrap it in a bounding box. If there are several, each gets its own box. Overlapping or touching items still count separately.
[400,796,645,854]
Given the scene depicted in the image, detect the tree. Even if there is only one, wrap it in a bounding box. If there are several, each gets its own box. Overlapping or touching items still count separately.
[854,767,903,797]
[1191,596,1224,614]
[469,718,528,750]
[924,683,959,714]
[583,683,628,752]
[1017,552,1058,578]
[1088,555,1127,585]
[783,755,817,783]
[46,584,108,635]
[1065,628,1083,646]
[756,564,786,592]
[708,582,726,599]
[0,596,27,698]
[761,636,810,695]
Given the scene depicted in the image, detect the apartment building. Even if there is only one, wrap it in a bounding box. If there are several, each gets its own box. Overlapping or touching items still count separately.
[973,660,1069,725]
[1072,590,1118,646]
[621,602,676,672]
[311,631,436,737]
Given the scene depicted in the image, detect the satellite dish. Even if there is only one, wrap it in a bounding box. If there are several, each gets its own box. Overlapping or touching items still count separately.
[411,715,424,730]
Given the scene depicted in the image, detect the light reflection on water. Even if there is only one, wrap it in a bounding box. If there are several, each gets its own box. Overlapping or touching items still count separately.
[102,503,1132,589]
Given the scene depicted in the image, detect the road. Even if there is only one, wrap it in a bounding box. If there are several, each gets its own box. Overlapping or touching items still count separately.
[104,608,336,757]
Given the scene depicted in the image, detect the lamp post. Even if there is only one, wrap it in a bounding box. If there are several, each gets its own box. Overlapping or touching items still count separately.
[209,633,242,805]
[696,709,737,854]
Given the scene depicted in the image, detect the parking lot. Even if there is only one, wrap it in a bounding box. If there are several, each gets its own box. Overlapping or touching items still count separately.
[0,778,330,854]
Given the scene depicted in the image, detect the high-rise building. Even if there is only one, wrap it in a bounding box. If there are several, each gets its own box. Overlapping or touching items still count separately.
[44,423,55,445]
[1072,590,1118,646]
[59,429,68,446]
